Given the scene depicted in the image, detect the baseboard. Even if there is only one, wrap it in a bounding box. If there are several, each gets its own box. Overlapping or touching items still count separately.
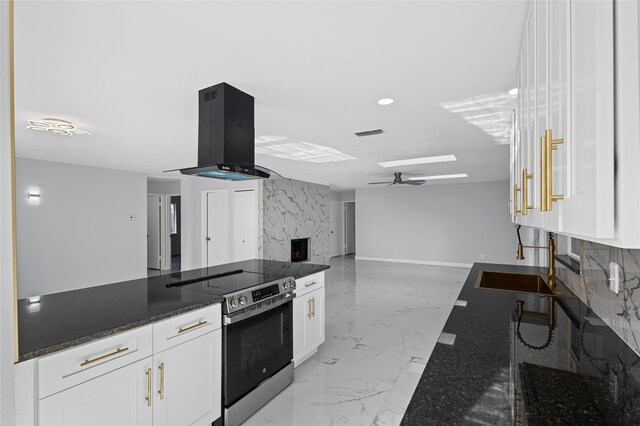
[354,256,473,269]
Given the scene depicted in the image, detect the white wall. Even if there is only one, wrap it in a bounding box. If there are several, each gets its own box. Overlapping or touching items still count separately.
[180,176,260,270]
[355,181,516,266]
[15,159,147,297]
[147,179,180,194]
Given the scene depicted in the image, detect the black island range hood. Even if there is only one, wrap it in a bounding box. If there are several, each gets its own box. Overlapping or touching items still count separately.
[174,83,276,181]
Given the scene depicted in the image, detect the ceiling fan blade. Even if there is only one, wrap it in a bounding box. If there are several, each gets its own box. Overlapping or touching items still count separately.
[403,180,425,185]
[368,181,392,185]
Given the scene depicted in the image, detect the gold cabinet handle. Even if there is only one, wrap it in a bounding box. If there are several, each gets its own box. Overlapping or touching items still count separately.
[178,320,207,334]
[146,368,152,407]
[307,299,313,319]
[542,129,564,211]
[513,184,521,216]
[80,347,129,367]
[521,168,534,215]
[311,297,316,318]
[305,280,318,288]
[158,362,165,400]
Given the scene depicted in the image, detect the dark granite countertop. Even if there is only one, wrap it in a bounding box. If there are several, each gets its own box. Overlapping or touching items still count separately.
[401,262,640,425]
[18,259,329,362]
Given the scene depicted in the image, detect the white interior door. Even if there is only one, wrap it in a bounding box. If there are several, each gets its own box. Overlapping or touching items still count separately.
[345,202,356,255]
[147,195,162,269]
[206,191,231,267]
[233,189,257,262]
[330,201,341,257]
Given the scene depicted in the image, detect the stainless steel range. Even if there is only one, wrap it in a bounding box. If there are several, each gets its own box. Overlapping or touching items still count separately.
[220,275,296,426]
[175,269,296,426]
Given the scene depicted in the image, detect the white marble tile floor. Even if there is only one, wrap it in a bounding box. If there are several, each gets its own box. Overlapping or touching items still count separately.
[242,255,469,426]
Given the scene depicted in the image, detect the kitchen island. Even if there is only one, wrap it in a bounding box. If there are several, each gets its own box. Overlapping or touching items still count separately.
[17,259,329,362]
[401,263,640,425]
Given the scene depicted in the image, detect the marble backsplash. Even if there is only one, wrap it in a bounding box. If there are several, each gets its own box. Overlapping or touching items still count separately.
[262,178,330,265]
[556,240,640,357]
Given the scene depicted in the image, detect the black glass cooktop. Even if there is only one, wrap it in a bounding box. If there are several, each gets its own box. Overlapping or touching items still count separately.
[171,269,284,296]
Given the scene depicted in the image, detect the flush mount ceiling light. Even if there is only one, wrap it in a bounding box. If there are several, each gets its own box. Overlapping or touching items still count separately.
[255,141,356,163]
[408,173,468,181]
[378,154,457,168]
[377,98,394,106]
[26,118,90,136]
[508,88,518,95]
[440,91,516,145]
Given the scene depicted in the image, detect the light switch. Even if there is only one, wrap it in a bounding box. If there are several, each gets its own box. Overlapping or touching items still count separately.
[609,262,621,294]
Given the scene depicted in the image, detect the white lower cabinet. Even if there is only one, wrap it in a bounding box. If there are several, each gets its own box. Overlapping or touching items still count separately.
[153,329,221,426]
[30,305,222,426]
[39,357,153,426]
[293,272,326,367]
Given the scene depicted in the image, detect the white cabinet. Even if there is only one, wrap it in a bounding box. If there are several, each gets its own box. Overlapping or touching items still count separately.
[293,272,326,367]
[39,358,153,426]
[153,329,221,426]
[512,0,616,242]
[30,305,223,426]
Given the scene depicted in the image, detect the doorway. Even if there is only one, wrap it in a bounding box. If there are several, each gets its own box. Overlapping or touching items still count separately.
[169,195,181,271]
[147,194,162,270]
[344,202,356,255]
[330,200,342,257]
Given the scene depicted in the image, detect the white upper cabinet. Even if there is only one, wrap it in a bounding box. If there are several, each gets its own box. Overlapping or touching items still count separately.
[512,0,617,243]
[562,0,615,238]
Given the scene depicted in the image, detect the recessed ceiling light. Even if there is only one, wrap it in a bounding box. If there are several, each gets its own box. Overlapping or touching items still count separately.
[378,154,457,168]
[377,98,394,106]
[508,88,518,95]
[408,173,468,181]
[26,118,90,136]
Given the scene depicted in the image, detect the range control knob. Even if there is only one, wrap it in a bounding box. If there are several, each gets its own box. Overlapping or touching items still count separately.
[229,298,238,308]
[239,296,247,306]
[283,282,289,290]
[291,281,296,289]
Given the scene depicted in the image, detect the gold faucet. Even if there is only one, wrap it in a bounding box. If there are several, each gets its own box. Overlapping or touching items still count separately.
[515,224,556,288]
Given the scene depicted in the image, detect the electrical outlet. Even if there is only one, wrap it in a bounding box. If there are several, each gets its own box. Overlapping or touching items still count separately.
[480,254,485,260]
[609,262,621,294]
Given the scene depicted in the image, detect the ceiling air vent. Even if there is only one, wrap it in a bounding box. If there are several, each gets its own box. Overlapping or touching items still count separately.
[355,128,384,137]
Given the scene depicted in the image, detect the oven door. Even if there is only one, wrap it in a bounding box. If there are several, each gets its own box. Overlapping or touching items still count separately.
[223,300,293,406]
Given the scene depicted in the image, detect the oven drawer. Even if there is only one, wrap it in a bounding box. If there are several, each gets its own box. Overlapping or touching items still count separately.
[153,304,221,353]
[38,325,153,399]
[294,272,325,298]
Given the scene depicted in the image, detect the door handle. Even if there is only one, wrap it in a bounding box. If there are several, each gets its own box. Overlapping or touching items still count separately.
[206,237,211,241]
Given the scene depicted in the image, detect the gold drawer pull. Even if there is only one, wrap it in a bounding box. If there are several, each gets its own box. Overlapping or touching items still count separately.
[158,362,165,400]
[146,368,152,407]
[541,129,564,211]
[521,168,534,215]
[80,347,129,367]
[178,320,207,334]
[513,184,521,216]
[305,280,318,287]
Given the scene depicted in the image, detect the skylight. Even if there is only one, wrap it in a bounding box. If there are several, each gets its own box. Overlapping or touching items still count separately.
[378,154,457,168]
[440,91,516,145]
[255,142,356,163]
[408,173,468,181]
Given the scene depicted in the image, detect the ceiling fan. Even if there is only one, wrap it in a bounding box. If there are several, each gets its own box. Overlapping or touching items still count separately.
[368,172,425,186]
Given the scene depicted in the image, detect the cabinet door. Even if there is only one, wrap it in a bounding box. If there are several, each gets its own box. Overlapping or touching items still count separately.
[233,189,258,262]
[153,329,221,426]
[561,0,614,238]
[39,358,153,426]
[293,294,309,362]
[308,287,325,351]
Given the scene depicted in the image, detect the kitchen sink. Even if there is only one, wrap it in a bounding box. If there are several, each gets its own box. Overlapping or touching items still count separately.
[475,270,554,295]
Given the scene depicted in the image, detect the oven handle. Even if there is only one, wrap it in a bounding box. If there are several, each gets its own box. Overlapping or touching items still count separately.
[223,293,293,325]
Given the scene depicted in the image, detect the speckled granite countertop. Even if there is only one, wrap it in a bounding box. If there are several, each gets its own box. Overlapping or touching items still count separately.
[18,259,329,362]
[401,262,640,425]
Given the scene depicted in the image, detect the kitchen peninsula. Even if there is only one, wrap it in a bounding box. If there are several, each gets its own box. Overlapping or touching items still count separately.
[16,259,329,426]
